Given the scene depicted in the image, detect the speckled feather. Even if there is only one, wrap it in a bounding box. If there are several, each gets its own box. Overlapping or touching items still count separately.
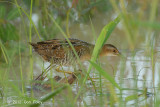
[29,38,94,65]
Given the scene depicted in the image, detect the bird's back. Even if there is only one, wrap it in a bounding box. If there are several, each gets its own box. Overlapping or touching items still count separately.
[29,38,94,65]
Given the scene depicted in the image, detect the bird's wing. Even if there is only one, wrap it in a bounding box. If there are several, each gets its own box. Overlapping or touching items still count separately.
[30,38,93,61]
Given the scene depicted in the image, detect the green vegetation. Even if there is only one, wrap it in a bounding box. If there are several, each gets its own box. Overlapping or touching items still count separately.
[0,0,159,106]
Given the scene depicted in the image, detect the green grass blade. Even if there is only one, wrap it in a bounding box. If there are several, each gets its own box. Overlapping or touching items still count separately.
[74,14,121,103]
[48,14,83,70]
[30,85,68,107]
[0,5,6,19]
[125,94,139,102]
[48,14,99,92]
[92,15,121,60]
[131,20,160,29]
[89,61,120,89]
[125,88,148,102]
[7,8,19,20]
[0,40,8,64]
[14,1,41,40]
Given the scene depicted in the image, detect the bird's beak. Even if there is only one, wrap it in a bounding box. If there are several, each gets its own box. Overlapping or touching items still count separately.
[117,50,121,56]
[117,50,126,58]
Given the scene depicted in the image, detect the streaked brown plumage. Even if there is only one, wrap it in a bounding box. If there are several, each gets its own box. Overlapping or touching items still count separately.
[29,38,120,66]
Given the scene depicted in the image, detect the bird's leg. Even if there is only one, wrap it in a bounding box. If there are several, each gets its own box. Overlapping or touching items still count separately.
[35,59,56,81]
[77,63,93,80]
[35,64,53,80]
[55,66,73,74]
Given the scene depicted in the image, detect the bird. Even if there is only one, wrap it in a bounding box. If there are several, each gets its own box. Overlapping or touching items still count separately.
[29,38,120,80]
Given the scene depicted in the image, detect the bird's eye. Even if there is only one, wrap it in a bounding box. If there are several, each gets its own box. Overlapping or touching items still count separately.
[113,50,116,53]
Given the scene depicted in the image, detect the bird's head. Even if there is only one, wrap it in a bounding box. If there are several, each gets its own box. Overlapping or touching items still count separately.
[100,44,120,56]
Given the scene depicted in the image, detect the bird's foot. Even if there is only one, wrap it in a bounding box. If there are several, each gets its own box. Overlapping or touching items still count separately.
[55,66,73,74]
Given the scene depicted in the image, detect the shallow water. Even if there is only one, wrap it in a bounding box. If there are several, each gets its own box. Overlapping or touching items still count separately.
[23,24,159,107]
[1,1,160,106]
[3,30,159,107]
